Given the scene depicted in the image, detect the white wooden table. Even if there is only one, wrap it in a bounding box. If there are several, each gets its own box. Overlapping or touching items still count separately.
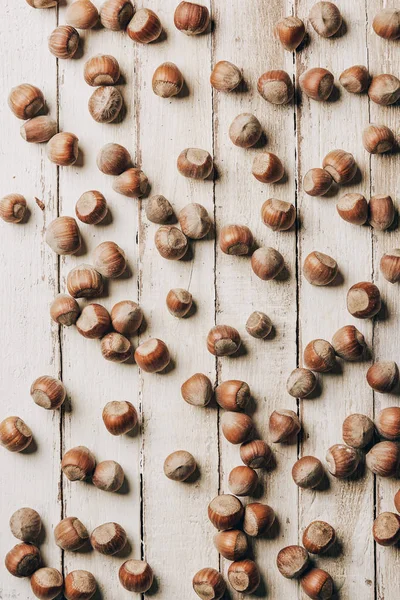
[0,1,399,598]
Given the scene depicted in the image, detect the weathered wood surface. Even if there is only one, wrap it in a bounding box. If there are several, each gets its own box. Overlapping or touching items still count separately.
[0,1,398,599]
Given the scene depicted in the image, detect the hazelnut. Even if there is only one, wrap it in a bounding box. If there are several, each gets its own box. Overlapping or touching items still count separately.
[166,288,192,318]
[152,62,184,98]
[243,502,275,537]
[219,224,253,255]
[240,439,272,469]
[257,70,294,105]
[336,193,368,225]
[0,194,27,223]
[84,55,120,87]
[342,413,375,448]
[90,522,127,555]
[303,168,333,196]
[101,332,132,363]
[368,194,395,230]
[0,416,32,452]
[373,512,400,546]
[309,1,342,37]
[381,249,400,283]
[64,570,97,600]
[178,203,211,239]
[145,195,174,224]
[163,450,196,481]
[299,68,334,101]
[206,325,241,356]
[303,521,335,554]
[246,311,272,339]
[376,407,400,441]
[174,1,210,35]
[331,325,366,361]
[46,216,81,255]
[177,148,213,179]
[8,83,44,120]
[48,25,79,59]
[20,115,57,144]
[119,560,154,593]
[26,0,59,6]
[154,225,188,260]
[221,412,253,444]
[76,304,110,339]
[181,373,213,407]
[369,74,400,106]
[252,152,284,183]
[347,281,381,319]
[127,8,162,43]
[93,241,126,278]
[326,443,360,478]
[300,568,334,600]
[67,264,103,299]
[339,65,370,93]
[303,251,338,286]
[5,543,41,577]
[134,338,170,372]
[66,0,98,29]
[304,339,336,372]
[275,15,306,51]
[46,132,79,166]
[92,460,125,492]
[286,368,317,399]
[100,0,134,31]
[277,545,309,579]
[31,568,63,600]
[228,465,258,496]
[113,168,148,197]
[366,441,400,477]
[54,517,89,551]
[269,409,301,443]
[261,198,296,231]
[10,508,41,542]
[251,247,285,280]
[208,494,244,530]
[373,9,400,40]
[215,380,250,411]
[292,456,324,489]
[61,446,96,481]
[214,530,248,561]
[362,124,395,154]
[111,300,143,335]
[228,559,260,594]
[97,143,131,175]
[88,86,123,123]
[394,489,400,513]
[75,190,108,225]
[210,61,242,92]
[322,149,357,184]
[102,401,138,435]
[229,113,262,148]
[192,568,226,600]
[30,375,66,410]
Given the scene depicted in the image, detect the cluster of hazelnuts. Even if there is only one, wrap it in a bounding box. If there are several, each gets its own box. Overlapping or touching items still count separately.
[4,505,154,598]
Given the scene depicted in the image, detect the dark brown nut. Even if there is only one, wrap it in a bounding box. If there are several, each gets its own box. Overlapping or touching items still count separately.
[48,25,79,59]
[146,195,174,224]
[174,1,210,35]
[208,494,244,530]
[331,325,366,361]
[127,8,162,43]
[84,54,120,86]
[90,522,127,555]
[221,412,253,445]
[111,300,143,335]
[0,417,32,452]
[67,264,103,299]
[373,9,400,40]
[240,440,272,469]
[376,407,400,441]
[47,132,79,166]
[64,570,97,600]
[368,194,395,230]
[300,568,334,600]
[243,502,275,537]
[113,168,148,198]
[292,456,324,489]
[210,61,242,92]
[309,1,342,37]
[246,311,272,339]
[92,460,124,492]
[302,521,336,554]
[20,115,57,143]
[342,414,375,448]
[339,65,370,93]
[269,409,301,443]
[181,373,213,407]
[336,193,368,225]
[347,282,381,319]
[102,401,138,436]
[10,508,41,542]
[367,361,399,393]
[219,224,253,256]
[362,124,395,154]
[326,444,360,478]
[177,148,213,179]
[154,225,188,260]
[277,545,309,579]
[214,530,248,561]
[61,446,95,481]
[45,216,81,255]
[251,247,284,281]
[366,441,400,477]
[261,199,296,231]
[299,68,334,101]
[215,380,250,411]
[30,376,66,410]
[192,568,226,600]
[252,152,284,183]
[8,83,44,119]
[5,543,41,577]
[369,74,400,106]
[257,70,294,105]
[304,339,336,372]
[101,332,132,363]
[100,0,134,31]
[134,338,170,373]
[75,190,108,225]
[76,304,110,339]
[207,325,241,356]
[229,113,262,148]
[322,149,357,184]
[381,250,400,283]
[286,368,317,399]
[0,194,27,223]
[303,168,333,196]
[228,466,258,496]
[54,517,89,551]
[303,251,338,286]
[163,450,196,481]
[66,0,99,29]
[31,567,63,599]
[97,143,131,175]
[152,62,184,98]
[178,203,211,239]
[373,512,400,546]
[275,16,305,51]
[228,559,260,594]
[119,560,154,593]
